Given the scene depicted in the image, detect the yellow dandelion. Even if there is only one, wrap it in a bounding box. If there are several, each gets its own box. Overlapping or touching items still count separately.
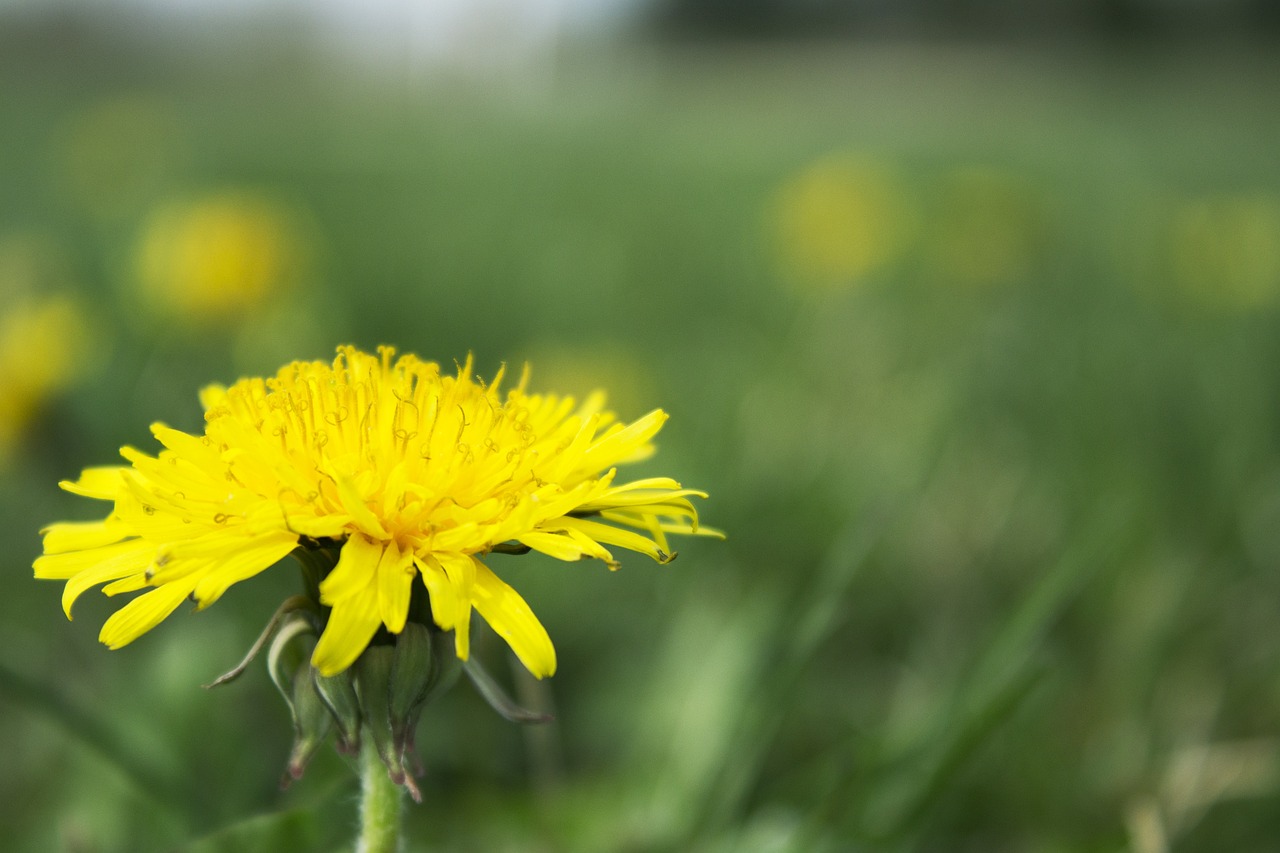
[772,153,916,290]
[134,190,306,323]
[36,346,718,678]
[1170,194,1280,310]
[0,295,90,462]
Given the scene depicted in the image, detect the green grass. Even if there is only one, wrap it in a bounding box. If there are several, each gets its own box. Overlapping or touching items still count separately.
[2,28,1280,851]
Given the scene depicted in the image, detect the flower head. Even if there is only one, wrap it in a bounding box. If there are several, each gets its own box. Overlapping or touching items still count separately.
[0,294,90,463]
[772,152,916,290]
[1169,193,1280,309]
[134,190,306,323]
[36,346,717,678]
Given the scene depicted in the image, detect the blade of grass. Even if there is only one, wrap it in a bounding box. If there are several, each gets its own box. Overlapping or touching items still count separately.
[847,498,1140,843]
[0,659,195,824]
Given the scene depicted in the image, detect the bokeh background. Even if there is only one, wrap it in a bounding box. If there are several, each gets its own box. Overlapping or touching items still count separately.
[3,2,1280,851]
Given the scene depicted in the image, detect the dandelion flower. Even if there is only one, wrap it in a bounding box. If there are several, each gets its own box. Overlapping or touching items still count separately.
[1170,193,1280,309]
[36,346,717,678]
[0,295,90,462]
[772,153,916,290]
[134,190,305,323]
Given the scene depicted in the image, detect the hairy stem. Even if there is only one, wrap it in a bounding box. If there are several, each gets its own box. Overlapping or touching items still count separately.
[356,738,403,853]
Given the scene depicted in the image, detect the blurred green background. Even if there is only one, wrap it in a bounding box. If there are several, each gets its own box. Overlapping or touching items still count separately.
[3,3,1280,851]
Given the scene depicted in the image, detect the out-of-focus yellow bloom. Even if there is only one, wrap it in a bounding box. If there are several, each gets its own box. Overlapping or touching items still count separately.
[36,346,719,678]
[134,191,306,323]
[0,297,90,461]
[0,235,91,463]
[1171,194,1280,309]
[925,166,1040,289]
[772,153,916,290]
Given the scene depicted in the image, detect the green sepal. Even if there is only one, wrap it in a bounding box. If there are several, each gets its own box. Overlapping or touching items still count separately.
[355,644,421,802]
[264,616,332,785]
[313,668,362,756]
[291,544,339,603]
[205,596,318,689]
[405,630,462,777]
[462,656,553,724]
[266,615,314,701]
[282,664,333,786]
[388,623,435,760]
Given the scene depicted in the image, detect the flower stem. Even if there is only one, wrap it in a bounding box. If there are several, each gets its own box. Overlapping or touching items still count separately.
[357,739,403,853]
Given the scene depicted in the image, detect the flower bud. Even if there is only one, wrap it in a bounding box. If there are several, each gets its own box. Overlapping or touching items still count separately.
[267,615,332,785]
[282,668,333,786]
[388,623,434,762]
[355,644,421,801]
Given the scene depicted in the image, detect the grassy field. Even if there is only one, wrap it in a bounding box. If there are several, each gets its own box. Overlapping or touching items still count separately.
[2,27,1280,851]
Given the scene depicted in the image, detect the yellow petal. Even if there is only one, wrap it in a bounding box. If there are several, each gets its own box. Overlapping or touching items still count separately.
[559,517,667,561]
[198,383,229,411]
[332,472,389,539]
[45,539,157,617]
[599,477,682,493]
[40,519,129,554]
[558,526,616,563]
[99,575,200,649]
[601,510,726,540]
[578,489,706,511]
[34,538,153,581]
[578,409,667,472]
[543,413,600,482]
[517,531,589,562]
[376,540,415,633]
[415,554,461,630]
[191,535,298,609]
[102,573,151,596]
[150,422,217,458]
[432,522,482,552]
[319,533,383,605]
[470,559,556,678]
[436,552,475,659]
[280,512,351,540]
[311,583,380,677]
[59,467,126,500]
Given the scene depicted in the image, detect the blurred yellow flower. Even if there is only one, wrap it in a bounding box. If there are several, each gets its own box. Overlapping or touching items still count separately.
[134,190,306,323]
[0,235,91,463]
[1171,194,1280,309]
[772,153,915,290]
[0,297,90,462]
[36,346,718,678]
[925,166,1040,289]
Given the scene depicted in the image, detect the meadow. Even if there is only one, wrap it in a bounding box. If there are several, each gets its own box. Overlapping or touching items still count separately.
[2,28,1279,851]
